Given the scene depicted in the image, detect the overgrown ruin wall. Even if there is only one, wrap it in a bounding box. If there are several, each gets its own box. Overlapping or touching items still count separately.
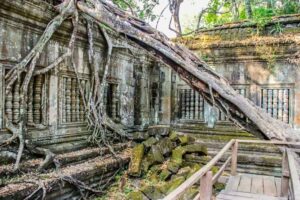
[173,15,300,132]
[0,0,160,152]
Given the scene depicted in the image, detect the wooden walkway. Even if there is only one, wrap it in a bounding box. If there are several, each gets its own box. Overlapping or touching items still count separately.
[217,174,287,200]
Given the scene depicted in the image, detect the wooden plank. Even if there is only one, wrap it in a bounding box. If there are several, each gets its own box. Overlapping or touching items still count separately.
[251,175,263,194]
[287,149,300,200]
[263,176,277,196]
[237,175,252,193]
[199,171,212,200]
[217,191,288,200]
[231,141,238,176]
[274,178,281,197]
[281,149,289,197]
[236,140,300,147]
[225,175,241,192]
[163,139,235,200]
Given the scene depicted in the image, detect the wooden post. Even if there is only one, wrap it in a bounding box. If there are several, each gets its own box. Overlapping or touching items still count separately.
[281,148,289,197]
[199,171,213,200]
[231,140,238,176]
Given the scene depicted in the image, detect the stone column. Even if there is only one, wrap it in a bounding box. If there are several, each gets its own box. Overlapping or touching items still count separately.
[0,64,3,129]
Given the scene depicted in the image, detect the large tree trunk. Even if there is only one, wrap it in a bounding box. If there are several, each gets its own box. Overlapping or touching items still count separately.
[77,0,300,142]
[168,0,183,36]
[245,0,253,19]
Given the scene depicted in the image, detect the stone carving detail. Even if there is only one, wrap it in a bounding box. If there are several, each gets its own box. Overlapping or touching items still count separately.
[178,89,204,120]
[27,80,34,124]
[5,89,13,122]
[33,75,43,124]
[261,88,290,123]
[62,76,87,123]
[5,75,46,125]
[13,82,20,123]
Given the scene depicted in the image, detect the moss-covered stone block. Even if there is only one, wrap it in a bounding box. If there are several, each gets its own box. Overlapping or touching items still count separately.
[141,153,156,173]
[167,161,181,174]
[128,144,145,177]
[141,185,164,200]
[143,137,158,148]
[157,138,174,156]
[171,146,187,165]
[184,144,207,155]
[169,131,178,142]
[151,145,164,163]
[177,166,191,178]
[159,176,186,194]
[148,126,170,136]
[159,169,172,181]
[178,135,189,145]
[127,191,147,200]
[179,186,198,200]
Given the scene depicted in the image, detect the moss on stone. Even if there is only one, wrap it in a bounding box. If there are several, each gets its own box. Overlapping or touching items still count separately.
[178,135,189,145]
[159,169,172,181]
[159,176,186,195]
[184,144,207,155]
[143,137,158,148]
[169,131,178,141]
[128,144,145,177]
[151,145,164,163]
[179,186,198,200]
[176,166,191,178]
[141,185,165,200]
[126,191,145,200]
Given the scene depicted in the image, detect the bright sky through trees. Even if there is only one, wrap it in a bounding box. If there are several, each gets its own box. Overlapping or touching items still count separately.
[149,0,209,38]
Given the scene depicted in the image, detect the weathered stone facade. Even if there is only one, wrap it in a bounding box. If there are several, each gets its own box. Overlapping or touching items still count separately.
[172,15,300,132]
[0,0,159,152]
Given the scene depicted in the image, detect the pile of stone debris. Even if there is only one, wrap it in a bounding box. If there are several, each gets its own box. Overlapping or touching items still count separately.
[126,126,210,200]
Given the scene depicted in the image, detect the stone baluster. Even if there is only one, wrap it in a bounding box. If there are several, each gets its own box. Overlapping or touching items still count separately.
[5,89,13,122]
[272,89,278,119]
[180,90,185,119]
[190,90,195,119]
[27,80,34,124]
[33,75,43,124]
[283,89,289,123]
[262,89,267,112]
[13,82,20,123]
[71,78,77,122]
[65,77,72,123]
[62,77,67,123]
[194,91,199,120]
[76,79,80,122]
[199,94,204,120]
[185,89,189,119]
[79,80,85,122]
[267,89,273,116]
[278,89,283,121]
[111,85,117,120]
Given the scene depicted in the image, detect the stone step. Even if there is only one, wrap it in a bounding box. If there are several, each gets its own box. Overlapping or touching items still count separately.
[0,148,131,200]
[176,129,254,137]
[0,143,129,178]
[195,140,281,154]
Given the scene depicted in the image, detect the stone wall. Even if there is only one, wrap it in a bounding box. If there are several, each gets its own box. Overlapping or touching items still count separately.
[0,0,158,152]
[172,15,300,131]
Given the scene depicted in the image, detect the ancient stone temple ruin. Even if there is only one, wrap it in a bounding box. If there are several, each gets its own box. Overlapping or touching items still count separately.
[0,1,300,200]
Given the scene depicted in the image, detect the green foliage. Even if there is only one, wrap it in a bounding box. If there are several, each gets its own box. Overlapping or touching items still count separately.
[198,0,300,28]
[112,0,159,22]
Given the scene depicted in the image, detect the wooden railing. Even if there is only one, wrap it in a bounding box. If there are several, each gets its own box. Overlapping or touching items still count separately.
[163,139,300,200]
